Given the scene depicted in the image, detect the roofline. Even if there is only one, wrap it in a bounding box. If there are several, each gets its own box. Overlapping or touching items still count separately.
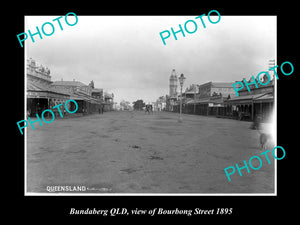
[51,81,88,86]
[198,81,234,87]
[27,89,70,96]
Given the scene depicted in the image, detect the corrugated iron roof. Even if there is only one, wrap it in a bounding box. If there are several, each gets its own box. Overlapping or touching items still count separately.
[211,82,234,88]
[228,92,273,103]
[27,79,70,96]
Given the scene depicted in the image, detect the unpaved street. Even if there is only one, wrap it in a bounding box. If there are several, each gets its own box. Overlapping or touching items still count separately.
[27,111,275,194]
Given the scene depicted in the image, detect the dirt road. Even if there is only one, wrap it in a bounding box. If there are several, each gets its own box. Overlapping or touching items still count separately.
[26,111,275,194]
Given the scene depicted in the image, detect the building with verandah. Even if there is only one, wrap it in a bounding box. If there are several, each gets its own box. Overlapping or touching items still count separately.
[224,75,274,121]
[51,79,103,113]
[26,58,71,117]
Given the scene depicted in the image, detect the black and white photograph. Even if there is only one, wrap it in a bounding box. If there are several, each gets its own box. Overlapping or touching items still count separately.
[22,14,278,195]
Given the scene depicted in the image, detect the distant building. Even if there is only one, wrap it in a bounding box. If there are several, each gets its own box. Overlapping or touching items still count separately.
[51,79,104,113]
[181,82,235,116]
[154,96,166,111]
[103,92,114,112]
[167,69,178,111]
[198,82,235,99]
[169,69,178,98]
[183,84,199,99]
[91,88,103,100]
[119,100,131,111]
[51,80,92,95]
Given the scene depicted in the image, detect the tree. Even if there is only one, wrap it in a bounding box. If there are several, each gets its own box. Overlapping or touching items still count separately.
[133,99,145,111]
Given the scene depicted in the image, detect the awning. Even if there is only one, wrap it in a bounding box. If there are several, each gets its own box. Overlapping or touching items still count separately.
[27,90,70,99]
[27,79,70,99]
[186,98,210,104]
[209,103,223,107]
[71,92,102,104]
[253,93,274,103]
[209,97,224,105]
[186,99,196,104]
[187,97,224,106]
[227,92,273,105]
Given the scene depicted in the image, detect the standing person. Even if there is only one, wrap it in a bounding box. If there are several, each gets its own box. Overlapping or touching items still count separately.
[36,102,41,116]
[251,114,261,130]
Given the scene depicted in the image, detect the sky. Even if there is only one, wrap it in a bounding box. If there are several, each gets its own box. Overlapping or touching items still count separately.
[25,15,276,105]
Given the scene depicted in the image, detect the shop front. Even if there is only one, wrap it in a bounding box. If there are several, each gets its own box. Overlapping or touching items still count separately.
[27,90,70,117]
[225,92,273,121]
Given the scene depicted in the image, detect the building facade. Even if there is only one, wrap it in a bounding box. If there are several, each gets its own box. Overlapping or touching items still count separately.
[51,80,103,114]
[26,58,71,117]
[163,68,274,122]
[178,82,235,116]
[26,58,113,117]
[103,92,114,112]
[154,95,166,111]
[224,75,274,121]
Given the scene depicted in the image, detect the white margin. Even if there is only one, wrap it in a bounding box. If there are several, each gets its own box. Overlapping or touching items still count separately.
[23,15,278,197]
